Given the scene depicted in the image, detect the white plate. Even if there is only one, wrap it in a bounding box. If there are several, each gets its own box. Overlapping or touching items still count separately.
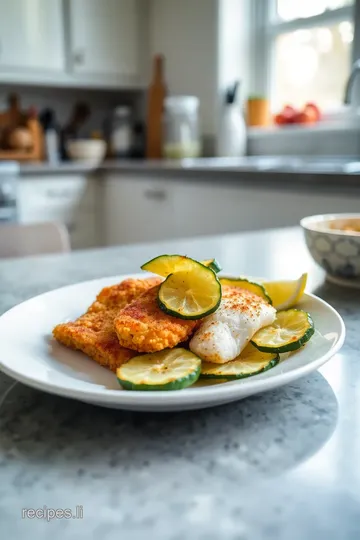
[0,273,345,412]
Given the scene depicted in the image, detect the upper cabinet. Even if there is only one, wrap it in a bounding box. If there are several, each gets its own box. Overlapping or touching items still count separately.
[0,0,146,88]
[68,0,140,79]
[0,0,65,72]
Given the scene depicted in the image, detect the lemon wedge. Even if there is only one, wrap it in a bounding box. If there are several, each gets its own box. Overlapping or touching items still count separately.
[262,273,307,310]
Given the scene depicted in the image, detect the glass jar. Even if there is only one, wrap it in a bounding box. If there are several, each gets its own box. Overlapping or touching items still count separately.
[110,106,132,158]
[163,96,201,159]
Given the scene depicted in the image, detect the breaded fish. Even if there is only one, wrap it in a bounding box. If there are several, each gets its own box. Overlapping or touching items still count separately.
[53,277,161,371]
[87,277,162,313]
[190,286,276,364]
[53,308,136,372]
[114,285,198,353]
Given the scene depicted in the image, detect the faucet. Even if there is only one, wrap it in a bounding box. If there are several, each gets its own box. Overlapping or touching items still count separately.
[344,59,360,104]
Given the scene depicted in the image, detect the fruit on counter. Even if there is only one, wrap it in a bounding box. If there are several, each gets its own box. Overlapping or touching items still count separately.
[274,102,321,126]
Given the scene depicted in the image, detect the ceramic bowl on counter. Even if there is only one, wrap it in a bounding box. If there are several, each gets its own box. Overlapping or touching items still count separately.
[67,139,106,165]
[301,214,360,283]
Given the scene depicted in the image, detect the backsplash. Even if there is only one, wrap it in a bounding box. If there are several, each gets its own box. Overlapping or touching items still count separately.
[0,84,146,138]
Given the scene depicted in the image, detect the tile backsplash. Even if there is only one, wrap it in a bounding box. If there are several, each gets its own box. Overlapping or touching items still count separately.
[0,84,145,137]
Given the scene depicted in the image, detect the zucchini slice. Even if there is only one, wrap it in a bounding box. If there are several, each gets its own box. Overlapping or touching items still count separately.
[141,254,222,277]
[220,277,272,304]
[158,266,221,320]
[251,309,315,353]
[117,348,201,391]
[201,258,222,273]
[201,343,279,380]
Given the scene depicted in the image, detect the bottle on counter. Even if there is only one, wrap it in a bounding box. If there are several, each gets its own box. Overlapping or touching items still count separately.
[163,96,201,159]
[109,106,132,158]
[39,108,60,164]
[217,81,247,157]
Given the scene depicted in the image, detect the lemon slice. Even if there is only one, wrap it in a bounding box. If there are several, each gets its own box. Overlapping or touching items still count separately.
[158,267,222,320]
[117,349,201,391]
[251,309,314,353]
[220,277,272,304]
[201,343,279,380]
[262,274,307,310]
[141,254,222,277]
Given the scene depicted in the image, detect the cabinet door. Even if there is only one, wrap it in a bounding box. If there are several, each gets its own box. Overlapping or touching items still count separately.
[0,0,65,71]
[18,176,100,250]
[69,0,139,77]
[104,177,176,245]
[174,180,360,237]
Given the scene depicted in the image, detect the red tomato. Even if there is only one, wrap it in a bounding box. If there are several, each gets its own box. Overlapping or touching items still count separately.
[274,113,287,125]
[281,105,297,123]
[304,102,321,121]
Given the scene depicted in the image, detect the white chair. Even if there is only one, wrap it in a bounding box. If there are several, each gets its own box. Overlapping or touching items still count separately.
[0,222,71,258]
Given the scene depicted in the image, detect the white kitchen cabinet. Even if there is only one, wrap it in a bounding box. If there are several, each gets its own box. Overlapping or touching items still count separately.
[0,0,65,72]
[174,180,360,237]
[18,175,101,250]
[103,176,177,245]
[68,0,140,79]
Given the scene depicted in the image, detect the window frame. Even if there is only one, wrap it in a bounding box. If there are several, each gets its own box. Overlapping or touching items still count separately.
[250,0,358,111]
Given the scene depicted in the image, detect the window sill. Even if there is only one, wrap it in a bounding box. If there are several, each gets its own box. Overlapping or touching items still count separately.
[248,120,360,138]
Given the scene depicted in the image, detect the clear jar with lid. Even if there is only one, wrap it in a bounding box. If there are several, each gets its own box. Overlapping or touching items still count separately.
[110,106,132,158]
[163,96,201,159]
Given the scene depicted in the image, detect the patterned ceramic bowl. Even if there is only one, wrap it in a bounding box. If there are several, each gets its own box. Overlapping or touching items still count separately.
[301,214,360,280]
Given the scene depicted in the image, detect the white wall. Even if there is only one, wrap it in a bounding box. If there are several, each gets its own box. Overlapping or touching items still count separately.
[149,0,250,149]
[149,0,219,136]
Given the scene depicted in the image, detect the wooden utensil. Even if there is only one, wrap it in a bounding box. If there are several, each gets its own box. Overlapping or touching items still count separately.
[0,94,43,161]
[146,55,166,159]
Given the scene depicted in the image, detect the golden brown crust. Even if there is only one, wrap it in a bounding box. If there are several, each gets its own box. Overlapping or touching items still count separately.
[114,285,198,353]
[87,277,162,313]
[53,277,161,371]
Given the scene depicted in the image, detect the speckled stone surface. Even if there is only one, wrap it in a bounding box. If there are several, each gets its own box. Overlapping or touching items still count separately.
[0,228,359,540]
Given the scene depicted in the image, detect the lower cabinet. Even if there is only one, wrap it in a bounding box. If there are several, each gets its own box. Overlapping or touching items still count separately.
[103,175,177,245]
[18,175,101,250]
[19,172,360,251]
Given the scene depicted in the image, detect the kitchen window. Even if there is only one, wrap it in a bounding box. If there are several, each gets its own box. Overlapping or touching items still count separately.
[252,0,356,112]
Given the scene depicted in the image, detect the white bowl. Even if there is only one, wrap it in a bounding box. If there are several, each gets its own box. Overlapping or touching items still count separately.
[67,139,106,164]
[301,213,360,279]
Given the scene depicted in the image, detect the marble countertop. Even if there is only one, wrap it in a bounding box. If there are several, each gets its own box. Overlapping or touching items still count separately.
[19,156,360,184]
[0,227,359,540]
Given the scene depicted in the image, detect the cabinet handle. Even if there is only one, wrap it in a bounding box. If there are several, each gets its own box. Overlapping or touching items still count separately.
[144,189,167,201]
[45,189,74,198]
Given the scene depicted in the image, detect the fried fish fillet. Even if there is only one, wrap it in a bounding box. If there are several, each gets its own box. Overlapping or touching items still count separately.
[87,276,162,313]
[53,278,161,372]
[114,285,198,353]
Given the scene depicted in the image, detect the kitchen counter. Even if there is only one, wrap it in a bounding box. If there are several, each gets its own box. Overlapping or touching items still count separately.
[0,227,359,539]
[19,157,360,187]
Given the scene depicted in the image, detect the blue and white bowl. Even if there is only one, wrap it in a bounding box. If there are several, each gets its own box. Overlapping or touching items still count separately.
[301,214,360,280]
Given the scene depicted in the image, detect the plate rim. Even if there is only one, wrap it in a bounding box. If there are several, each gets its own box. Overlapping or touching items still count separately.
[0,273,346,406]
